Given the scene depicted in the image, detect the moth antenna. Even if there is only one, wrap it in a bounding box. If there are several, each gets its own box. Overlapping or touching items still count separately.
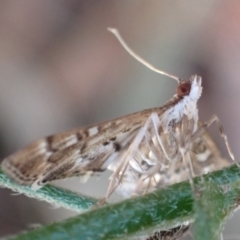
[108,27,180,83]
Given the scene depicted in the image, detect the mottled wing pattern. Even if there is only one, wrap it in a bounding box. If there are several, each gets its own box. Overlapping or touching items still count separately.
[1,108,167,189]
[2,76,202,193]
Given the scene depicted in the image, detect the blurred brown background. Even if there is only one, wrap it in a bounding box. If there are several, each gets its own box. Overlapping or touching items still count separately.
[0,1,240,239]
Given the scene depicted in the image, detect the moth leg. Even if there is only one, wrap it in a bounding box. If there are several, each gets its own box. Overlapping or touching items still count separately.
[102,117,153,201]
[137,163,162,195]
[132,114,180,194]
[192,115,235,161]
[144,129,172,168]
[176,125,195,186]
[150,113,175,163]
[104,113,164,200]
[131,129,169,195]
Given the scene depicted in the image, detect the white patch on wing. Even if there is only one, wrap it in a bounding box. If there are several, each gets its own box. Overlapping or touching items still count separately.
[52,135,78,150]
[64,135,78,146]
[88,126,99,136]
[35,140,49,154]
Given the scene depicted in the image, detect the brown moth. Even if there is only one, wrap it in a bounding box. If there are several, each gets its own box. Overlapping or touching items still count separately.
[1,28,234,203]
[1,28,234,240]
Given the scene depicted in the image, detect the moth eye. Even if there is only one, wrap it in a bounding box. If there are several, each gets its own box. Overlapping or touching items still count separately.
[177,82,191,97]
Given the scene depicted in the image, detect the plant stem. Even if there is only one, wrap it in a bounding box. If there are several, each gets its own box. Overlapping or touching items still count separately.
[0,169,97,212]
[4,164,240,240]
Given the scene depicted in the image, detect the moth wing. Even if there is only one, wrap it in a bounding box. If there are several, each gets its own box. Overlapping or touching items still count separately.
[160,127,230,186]
[191,130,229,174]
[1,122,140,189]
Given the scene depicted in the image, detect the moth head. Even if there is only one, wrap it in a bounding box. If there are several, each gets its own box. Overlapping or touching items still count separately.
[177,75,202,101]
[177,82,191,97]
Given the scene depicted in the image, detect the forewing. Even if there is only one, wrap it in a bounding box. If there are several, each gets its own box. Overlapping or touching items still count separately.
[1,116,143,189]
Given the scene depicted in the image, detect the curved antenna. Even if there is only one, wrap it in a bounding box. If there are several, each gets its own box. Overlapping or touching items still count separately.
[108,28,180,83]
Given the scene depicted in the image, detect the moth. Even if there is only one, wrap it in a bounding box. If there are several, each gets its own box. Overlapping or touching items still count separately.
[1,28,234,202]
